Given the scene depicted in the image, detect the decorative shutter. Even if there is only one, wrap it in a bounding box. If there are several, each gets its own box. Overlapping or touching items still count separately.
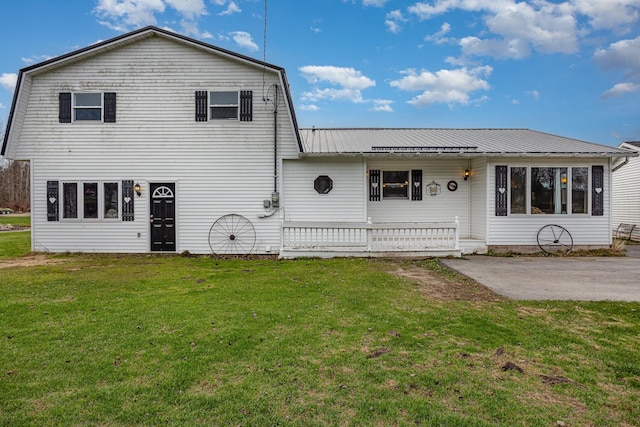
[195,91,208,122]
[59,93,71,123]
[47,181,59,221]
[240,90,253,121]
[104,92,116,123]
[411,169,422,201]
[369,169,380,201]
[495,165,508,216]
[122,180,135,222]
[592,165,604,216]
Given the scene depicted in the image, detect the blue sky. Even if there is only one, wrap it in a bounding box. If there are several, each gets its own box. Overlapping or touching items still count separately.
[1,0,639,146]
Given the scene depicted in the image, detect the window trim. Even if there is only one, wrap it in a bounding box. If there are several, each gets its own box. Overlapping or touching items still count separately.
[209,90,239,120]
[73,92,103,122]
[59,181,121,221]
[507,165,591,216]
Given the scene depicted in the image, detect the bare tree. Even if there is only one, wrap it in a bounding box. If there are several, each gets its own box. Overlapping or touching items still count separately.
[0,118,31,211]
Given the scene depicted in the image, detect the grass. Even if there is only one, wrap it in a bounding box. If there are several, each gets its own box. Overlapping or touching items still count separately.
[0,231,30,259]
[1,240,639,425]
[0,214,31,227]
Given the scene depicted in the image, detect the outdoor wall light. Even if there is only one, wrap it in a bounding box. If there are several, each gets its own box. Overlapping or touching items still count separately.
[464,169,470,181]
[134,183,142,196]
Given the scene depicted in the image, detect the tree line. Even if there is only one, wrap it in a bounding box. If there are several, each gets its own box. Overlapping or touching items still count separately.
[0,120,31,211]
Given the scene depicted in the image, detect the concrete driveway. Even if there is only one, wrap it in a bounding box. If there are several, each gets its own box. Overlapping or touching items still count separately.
[441,246,640,302]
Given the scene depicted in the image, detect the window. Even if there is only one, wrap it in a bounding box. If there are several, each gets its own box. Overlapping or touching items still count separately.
[506,166,591,215]
[104,182,119,219]
[383,171,409,199]
[58,181,127,220]
[196,90,252,121]
[59,92,116,123]
[571,167,588,214]
[63,183,78,219]
[510,167,527,214]
[74,93,102,121]
[531,168,567,214]
[210,91,239,120]
[314,175,333,194]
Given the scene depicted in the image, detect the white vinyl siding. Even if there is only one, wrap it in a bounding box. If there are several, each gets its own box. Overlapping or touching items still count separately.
[612,145,640,228]
[488,158,612,247]
[282,159,366,222]
[470,158,487,240]
[366,159,472,238]
[15,36,299,254]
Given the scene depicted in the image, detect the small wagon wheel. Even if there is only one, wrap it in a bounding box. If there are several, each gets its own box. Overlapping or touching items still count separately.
[537,224,573,255]
[208,214,256,255]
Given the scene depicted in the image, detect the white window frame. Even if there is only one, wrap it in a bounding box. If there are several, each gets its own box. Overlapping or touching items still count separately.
[209,90,239,120]
[59,181,121,221]
[73,92,103,122]
[508,166,590,216]
[381,170,410,200]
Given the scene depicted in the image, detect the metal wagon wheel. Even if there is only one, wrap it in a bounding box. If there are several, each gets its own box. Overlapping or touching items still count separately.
[537,224,573,255]
[208,214,256,255]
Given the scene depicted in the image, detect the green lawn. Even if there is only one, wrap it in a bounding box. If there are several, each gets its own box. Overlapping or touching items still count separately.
[1,248,638,426]
[0,214,31,227]
[0,231,30,258]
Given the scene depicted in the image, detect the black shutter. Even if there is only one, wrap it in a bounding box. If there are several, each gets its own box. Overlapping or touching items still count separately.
[240,90,253,121]
[592,165,604,216]
[104,92,116,123]
[495,165,508,216]
[122,180,135,222]
[369,170,380,201]
[59,92,71,123]
[47,180,59,221]
[195,91,208,122]
[411,169,422,201]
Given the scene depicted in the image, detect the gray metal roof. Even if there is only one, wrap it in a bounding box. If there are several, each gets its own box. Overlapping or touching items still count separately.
[299,128,635,158]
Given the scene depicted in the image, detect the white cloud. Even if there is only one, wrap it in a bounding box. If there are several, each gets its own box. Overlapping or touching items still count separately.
[407,0,640,58]
[424,22,453,45]
[460,36,531,59]
[299,66,375,104]
[21,55,53,65]
[229,31,259,51]
[94,0,209,37]
[385,9,405,33]
[0,73,18,91]
[601,82,640,99]
[390,66,492,107]
[363,0,391,7]
[594,36,640,78]
[300,104,320,111]
[572,0,640,32]
[218,1,241,16]
[526,89,540,100]
[369,99,394,112]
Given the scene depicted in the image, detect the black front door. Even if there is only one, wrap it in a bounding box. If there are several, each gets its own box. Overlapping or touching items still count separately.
[150,183,176,252]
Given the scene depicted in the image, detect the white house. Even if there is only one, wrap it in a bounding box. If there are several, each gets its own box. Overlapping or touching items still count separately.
[612,142,640,240]
[2,26,635,257]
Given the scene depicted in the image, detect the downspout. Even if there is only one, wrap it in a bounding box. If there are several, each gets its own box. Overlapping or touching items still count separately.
[273,84,278,195]
[612,156,629,172]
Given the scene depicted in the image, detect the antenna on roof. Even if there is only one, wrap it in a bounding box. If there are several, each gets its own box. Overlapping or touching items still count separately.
[262,0,268,103]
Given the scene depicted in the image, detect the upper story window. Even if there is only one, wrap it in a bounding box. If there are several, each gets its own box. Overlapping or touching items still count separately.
[59,92,116,123]
[210,91,238,119]
[74,93,102,121]
[195,90,253,122]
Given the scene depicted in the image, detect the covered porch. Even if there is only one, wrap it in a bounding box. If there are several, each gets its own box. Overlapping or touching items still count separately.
[279,218,487,258]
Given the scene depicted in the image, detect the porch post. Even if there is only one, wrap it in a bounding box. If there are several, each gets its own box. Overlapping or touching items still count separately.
[454,216,460,250]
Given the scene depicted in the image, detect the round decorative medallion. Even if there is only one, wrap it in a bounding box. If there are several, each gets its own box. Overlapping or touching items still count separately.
[447,180,458,192]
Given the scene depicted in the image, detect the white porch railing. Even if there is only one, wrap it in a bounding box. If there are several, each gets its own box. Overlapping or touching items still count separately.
[280,217,460,257]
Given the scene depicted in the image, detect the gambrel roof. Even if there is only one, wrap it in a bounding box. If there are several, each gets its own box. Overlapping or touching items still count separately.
[299,128,636,158]
[1,25,302,156]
